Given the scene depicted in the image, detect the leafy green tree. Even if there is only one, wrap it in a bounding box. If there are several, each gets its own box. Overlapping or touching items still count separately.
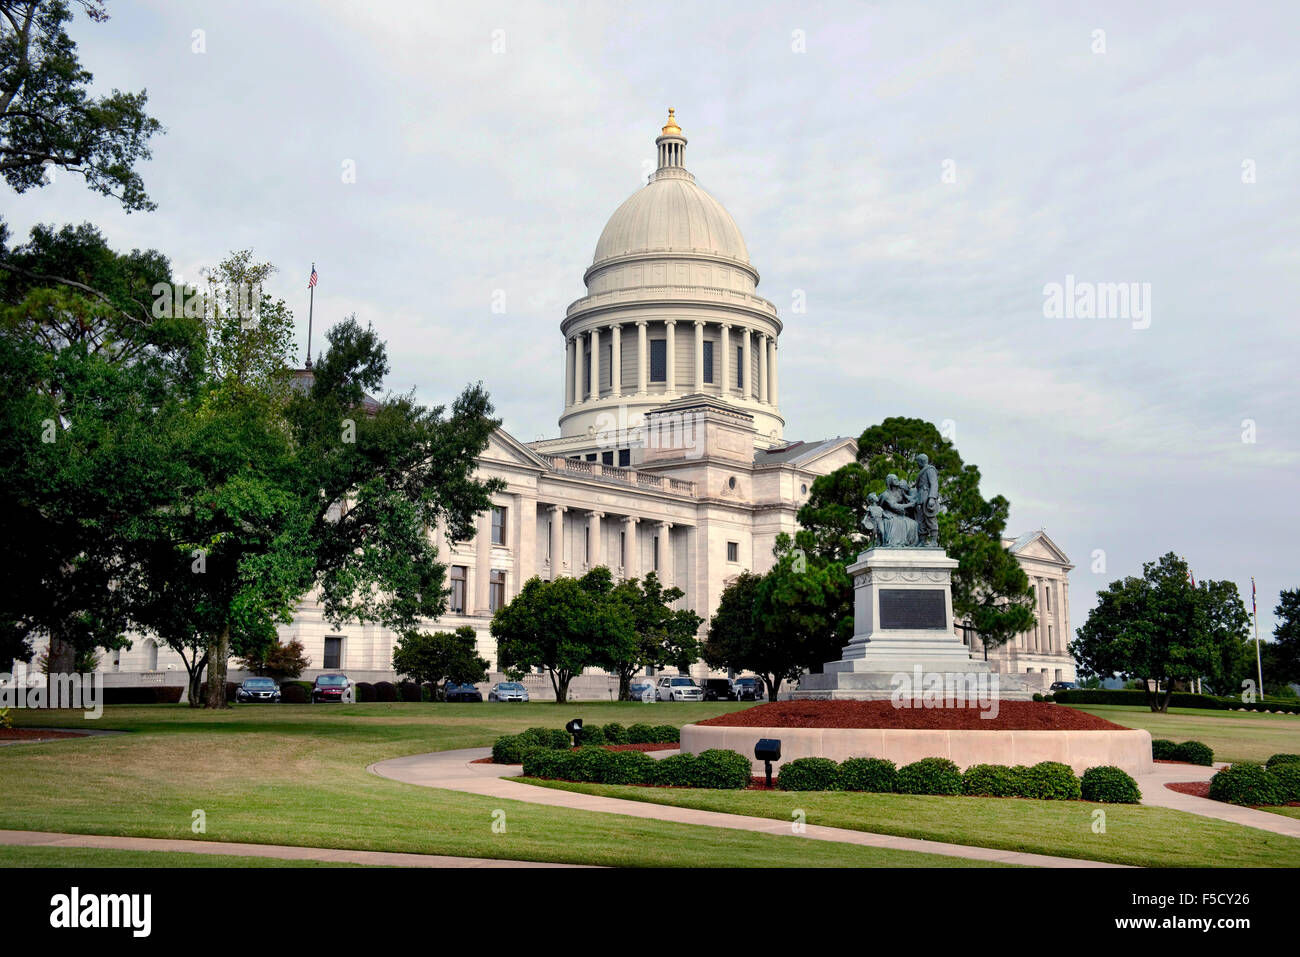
[0,223,201,676]
[491,575,600,703]
[797,417,1035,656]
[702,544,849,701]
[1070,552,1251,712]
[1270,589,1300,688]
[603,571,702,700]
[392,626,488,690]
[239,637,310,683]
[1,0,164,212]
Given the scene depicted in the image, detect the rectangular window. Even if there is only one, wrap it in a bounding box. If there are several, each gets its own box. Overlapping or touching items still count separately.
[703,340,714,384]
[1045,586,1052,610]
[585,527,590,563]
[727,541,739,563]
[618,448,630,467]
[546,521,552,559]
[489,570,506,612]
[605,343,612,387]
[620,531,626,566]
[586,452,597,462]
[449,566,467,613]
[323,636,342,670]
[583,342,591,395]
[650,339,667,382]
[736,345,744,390]
[490,506,506,545]
[653,535,660,571]
[601,450,614,465]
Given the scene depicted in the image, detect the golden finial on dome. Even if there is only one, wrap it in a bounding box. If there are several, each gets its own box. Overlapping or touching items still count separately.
[661,107,682,136]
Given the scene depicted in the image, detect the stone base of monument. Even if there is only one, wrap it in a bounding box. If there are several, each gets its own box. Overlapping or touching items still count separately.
[787,546,1036,700]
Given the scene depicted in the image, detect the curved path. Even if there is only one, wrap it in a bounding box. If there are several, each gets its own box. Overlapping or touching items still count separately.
[1134,763,1300,838]
[370,747,1127,868]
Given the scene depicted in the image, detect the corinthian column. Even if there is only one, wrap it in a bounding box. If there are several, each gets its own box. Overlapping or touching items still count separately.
[610,324,621,396]
[693,320,705,392]
[665,320,677,394]
[589,327,601,400]
[720,323,731,394]
[636,321,648,395]
[572,334,584,404]
[769,336,779,407]
[758,334,769,405]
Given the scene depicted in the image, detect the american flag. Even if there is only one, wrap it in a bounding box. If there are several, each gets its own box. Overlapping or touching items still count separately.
[308,265,318,289]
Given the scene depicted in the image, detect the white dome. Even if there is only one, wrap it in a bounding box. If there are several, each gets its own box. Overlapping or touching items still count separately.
[591,175,750,268]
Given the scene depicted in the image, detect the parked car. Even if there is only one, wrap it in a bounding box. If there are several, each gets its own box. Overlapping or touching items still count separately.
[703,678,733,701]
[488,681,529,703]
[1049,681,1077,692]
[310,674,354,704]
[444,682,483,703]
[236,676,281,703]
[656,675,704,702]
[628,681,655,702]
[732,676,763,701]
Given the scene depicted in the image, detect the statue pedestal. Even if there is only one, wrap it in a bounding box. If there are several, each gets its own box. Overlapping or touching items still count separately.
[789,547,1034,700]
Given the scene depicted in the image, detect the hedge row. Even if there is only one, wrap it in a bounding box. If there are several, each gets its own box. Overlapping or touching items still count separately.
[1209,762,1300,806]
[1151,739,1215,765]
[1053,689,1300,715]
[774,756,1140,803]
[491,722,680,763]
[521,746,750,789]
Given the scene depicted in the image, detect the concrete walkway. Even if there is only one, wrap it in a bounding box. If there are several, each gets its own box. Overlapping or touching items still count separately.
[1134,763,1300,839]
[0,829,584,868]
[369,747,1127,868]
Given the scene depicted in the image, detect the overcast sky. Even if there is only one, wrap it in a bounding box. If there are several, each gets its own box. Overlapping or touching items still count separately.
[7,0,1297,641]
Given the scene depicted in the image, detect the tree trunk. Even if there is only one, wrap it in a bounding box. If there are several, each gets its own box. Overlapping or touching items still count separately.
[1160,683,1173,713]
[205,625,230,709]
[617,670,633,701]
[46,630,76,703]
[765,674,779,702]
[1144,678,1158,712]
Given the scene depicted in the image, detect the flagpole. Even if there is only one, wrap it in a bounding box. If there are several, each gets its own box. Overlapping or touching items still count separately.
[306,261,315,370]
[1254,577,1263,697]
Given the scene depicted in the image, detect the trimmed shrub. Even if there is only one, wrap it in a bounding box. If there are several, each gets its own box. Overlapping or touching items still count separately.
[568,747,618,782]
[895,757,963,796]
[1208,763,1284,806]
[523,727,571,750]
[492,734,529,764]
[604,750,658,785]
[521,746,568,779]
[1265,753,1300,769]
[602,722,629,745]
[396,680,419,702]
[693,749,753,789]
[102,686,186,704]
[777,757,841,791]
[838,757,897,793]
[626,722,657,744]
[578,724,607,747]
[1171,741,1214,766]
[280,684,309,704]
[1269,762,1300,803]
[652,724,681,744]
[647,752,699,786]
[961,764,1022,798]
[373,681,398,702]
[1016,761,1082,800]
[354,681,375,702]
[1151,739,1178,760]
[1080,766,1142,804]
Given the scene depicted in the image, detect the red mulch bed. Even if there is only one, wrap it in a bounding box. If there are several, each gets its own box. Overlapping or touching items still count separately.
[0,728,81,741]
[1155,758,1202,766]
[697,700,1128,732]
[1166,780,1211,799]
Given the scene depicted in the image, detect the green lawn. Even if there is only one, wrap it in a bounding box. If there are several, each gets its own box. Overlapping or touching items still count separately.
[517,779,1300,868]
[0,702,982,868]
[0,846,362,867]
[1074,705,1300,764]
[7,700,1296,868]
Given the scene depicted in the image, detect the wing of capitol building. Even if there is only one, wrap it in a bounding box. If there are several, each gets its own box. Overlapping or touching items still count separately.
[67,110,1078,698]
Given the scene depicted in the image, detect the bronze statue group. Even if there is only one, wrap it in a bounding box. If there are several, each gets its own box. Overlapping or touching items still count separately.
[862,453,940,548]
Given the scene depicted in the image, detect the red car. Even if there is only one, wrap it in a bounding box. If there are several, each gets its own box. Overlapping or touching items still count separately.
[311,674,354,703]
